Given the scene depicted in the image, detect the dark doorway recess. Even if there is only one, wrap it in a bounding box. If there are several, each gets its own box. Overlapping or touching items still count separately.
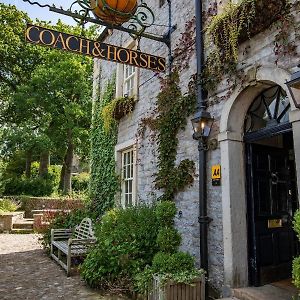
[244,85,299,286]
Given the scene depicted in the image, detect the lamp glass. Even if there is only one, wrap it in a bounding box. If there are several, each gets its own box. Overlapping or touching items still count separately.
[191,116,214,137]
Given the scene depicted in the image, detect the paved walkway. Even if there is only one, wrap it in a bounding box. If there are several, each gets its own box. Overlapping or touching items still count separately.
[0,234,128,300]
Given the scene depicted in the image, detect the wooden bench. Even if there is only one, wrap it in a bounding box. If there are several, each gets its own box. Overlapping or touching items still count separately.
[50,217,96,276]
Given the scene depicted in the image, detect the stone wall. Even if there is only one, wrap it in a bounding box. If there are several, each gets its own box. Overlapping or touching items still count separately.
[93,0,300,292]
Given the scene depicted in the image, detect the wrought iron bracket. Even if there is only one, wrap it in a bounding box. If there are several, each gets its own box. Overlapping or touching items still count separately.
[21,0,175,48]
[198,216,213,224]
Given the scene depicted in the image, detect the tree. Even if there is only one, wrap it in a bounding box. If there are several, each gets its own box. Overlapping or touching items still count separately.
[0,4,42,91]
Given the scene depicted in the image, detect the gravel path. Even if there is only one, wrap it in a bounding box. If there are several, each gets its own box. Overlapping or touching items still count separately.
[0,234,127,300]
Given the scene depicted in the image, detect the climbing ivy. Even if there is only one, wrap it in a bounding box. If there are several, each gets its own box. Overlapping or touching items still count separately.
[149,72,197,201]
[89,77,119,215]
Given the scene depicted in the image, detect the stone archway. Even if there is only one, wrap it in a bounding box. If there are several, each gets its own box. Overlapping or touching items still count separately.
[217,66,300,292]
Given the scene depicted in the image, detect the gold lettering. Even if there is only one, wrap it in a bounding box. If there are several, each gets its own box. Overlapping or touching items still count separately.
[129,50,139,67]
[66,36,79,52]
[157,57,166,72]
[40,29,55,46]
[79,38,91,55]
[26,25,40,43]
[139,53,148,68]
[117,49,130,63]
[148,55,158,70]
[92,42,106,58]
[53,33,67,50]
[106,45,117,61]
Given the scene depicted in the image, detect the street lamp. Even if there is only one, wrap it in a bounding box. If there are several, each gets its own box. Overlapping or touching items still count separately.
[286,67,300,109]
[191,110,214,146]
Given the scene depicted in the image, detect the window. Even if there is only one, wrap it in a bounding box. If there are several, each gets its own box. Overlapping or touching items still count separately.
[123,64,135,96]
[121,148,136,207]
[116,40,139,98]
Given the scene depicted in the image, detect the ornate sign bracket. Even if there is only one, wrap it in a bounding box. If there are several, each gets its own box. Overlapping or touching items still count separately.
[21,0,176,48]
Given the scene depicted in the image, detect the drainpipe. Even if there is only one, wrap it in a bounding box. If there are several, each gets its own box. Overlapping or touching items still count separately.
[194,0,210,299]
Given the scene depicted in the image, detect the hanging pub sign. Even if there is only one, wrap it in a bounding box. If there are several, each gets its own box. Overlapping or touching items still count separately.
[25,24,166,72]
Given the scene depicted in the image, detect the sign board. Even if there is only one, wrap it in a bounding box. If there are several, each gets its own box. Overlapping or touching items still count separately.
[25,24,166,72]
[212,165,221,186]
[211,165,221,179]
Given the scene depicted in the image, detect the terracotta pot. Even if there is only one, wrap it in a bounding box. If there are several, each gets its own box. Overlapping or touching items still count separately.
[90,0,137,25]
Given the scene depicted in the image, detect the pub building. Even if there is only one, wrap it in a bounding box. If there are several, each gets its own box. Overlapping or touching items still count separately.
[90,0,300,297]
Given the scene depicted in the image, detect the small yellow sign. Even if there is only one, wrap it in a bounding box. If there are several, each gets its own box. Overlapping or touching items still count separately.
[212,165,221,179]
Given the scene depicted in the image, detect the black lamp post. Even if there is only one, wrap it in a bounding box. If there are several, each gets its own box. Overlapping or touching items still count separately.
[286,67,300,109]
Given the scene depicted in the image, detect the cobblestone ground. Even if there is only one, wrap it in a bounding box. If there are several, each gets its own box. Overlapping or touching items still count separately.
[0,234,128,300]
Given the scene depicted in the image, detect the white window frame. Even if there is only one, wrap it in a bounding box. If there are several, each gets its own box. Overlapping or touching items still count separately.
[115,140,137,208]
[116,40,139,98]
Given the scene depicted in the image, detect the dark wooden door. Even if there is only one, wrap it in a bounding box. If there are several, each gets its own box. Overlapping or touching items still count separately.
[247,144,297,286]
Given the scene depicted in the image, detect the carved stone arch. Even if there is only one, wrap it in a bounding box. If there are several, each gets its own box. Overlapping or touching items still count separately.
[217,65,300,293]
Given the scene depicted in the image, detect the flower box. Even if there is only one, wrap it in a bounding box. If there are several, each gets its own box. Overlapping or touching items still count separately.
[148,275,205,300]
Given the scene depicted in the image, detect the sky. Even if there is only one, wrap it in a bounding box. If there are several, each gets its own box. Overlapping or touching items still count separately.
[1,0,79,25]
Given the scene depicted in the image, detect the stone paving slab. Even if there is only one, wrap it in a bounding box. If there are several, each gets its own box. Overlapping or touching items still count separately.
[0,234,128,300]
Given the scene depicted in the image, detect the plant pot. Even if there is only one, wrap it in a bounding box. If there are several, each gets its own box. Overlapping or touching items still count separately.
[148,275,205,300]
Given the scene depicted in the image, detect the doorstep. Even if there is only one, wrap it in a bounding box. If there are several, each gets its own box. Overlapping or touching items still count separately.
[232,279,298,300]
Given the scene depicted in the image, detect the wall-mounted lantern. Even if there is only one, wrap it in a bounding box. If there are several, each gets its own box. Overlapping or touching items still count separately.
[191,110,214,143]
[286,67,300,109]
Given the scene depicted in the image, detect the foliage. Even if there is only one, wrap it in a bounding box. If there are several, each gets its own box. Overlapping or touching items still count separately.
[152,251,195,274]
[101,96,135,132]
[156,228,181,253]
[0,3,41,90]
[154,72,196,201]
[89,77,119,215]
[0,198,18,213]
[203,0,290,91]
[2,177,55,197]
[155,200,177,227]
[72,172,90,191]
[293,210,300,288]
[80,204,160,291]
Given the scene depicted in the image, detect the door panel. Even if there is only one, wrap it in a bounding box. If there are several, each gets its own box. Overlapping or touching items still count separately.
[247,144,296,286]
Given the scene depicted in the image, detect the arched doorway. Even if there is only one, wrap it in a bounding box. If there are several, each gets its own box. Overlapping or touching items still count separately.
[218,66,300,290]
[244,85,298,286]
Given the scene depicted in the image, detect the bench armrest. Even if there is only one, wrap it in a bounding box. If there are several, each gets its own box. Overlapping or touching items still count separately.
[68,238,96,246]
[51,228,73,241]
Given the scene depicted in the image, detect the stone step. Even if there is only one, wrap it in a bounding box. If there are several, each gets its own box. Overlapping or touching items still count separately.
[13,219,34,230]
[11,228,34,234]
[232,283,298,300]
[215,297,240,300]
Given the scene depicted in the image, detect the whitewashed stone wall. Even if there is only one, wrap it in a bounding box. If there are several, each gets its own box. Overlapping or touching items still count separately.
[93,0,300,293]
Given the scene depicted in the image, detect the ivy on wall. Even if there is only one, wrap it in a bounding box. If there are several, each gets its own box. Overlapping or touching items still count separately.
[140,72,197,201]
[89,77,119,215]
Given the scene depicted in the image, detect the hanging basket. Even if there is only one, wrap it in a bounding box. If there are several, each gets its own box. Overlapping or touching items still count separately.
[90,0,138,25]
[112,96,136,120]
[238,0,287,43]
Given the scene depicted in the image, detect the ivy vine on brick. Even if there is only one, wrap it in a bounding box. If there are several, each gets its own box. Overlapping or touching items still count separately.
[140,72,197,201]
[89,76,119,215]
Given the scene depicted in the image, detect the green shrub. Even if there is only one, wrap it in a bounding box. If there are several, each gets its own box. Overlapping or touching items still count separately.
[155,200,177,226]
[0,199,18,213]
[80,205,160,290]
[3,176,55,196]
[156,227,181,253]
[134,252,202,294]
[72,172,90,191]
[152,251,195,274]
[293,256,300,289]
